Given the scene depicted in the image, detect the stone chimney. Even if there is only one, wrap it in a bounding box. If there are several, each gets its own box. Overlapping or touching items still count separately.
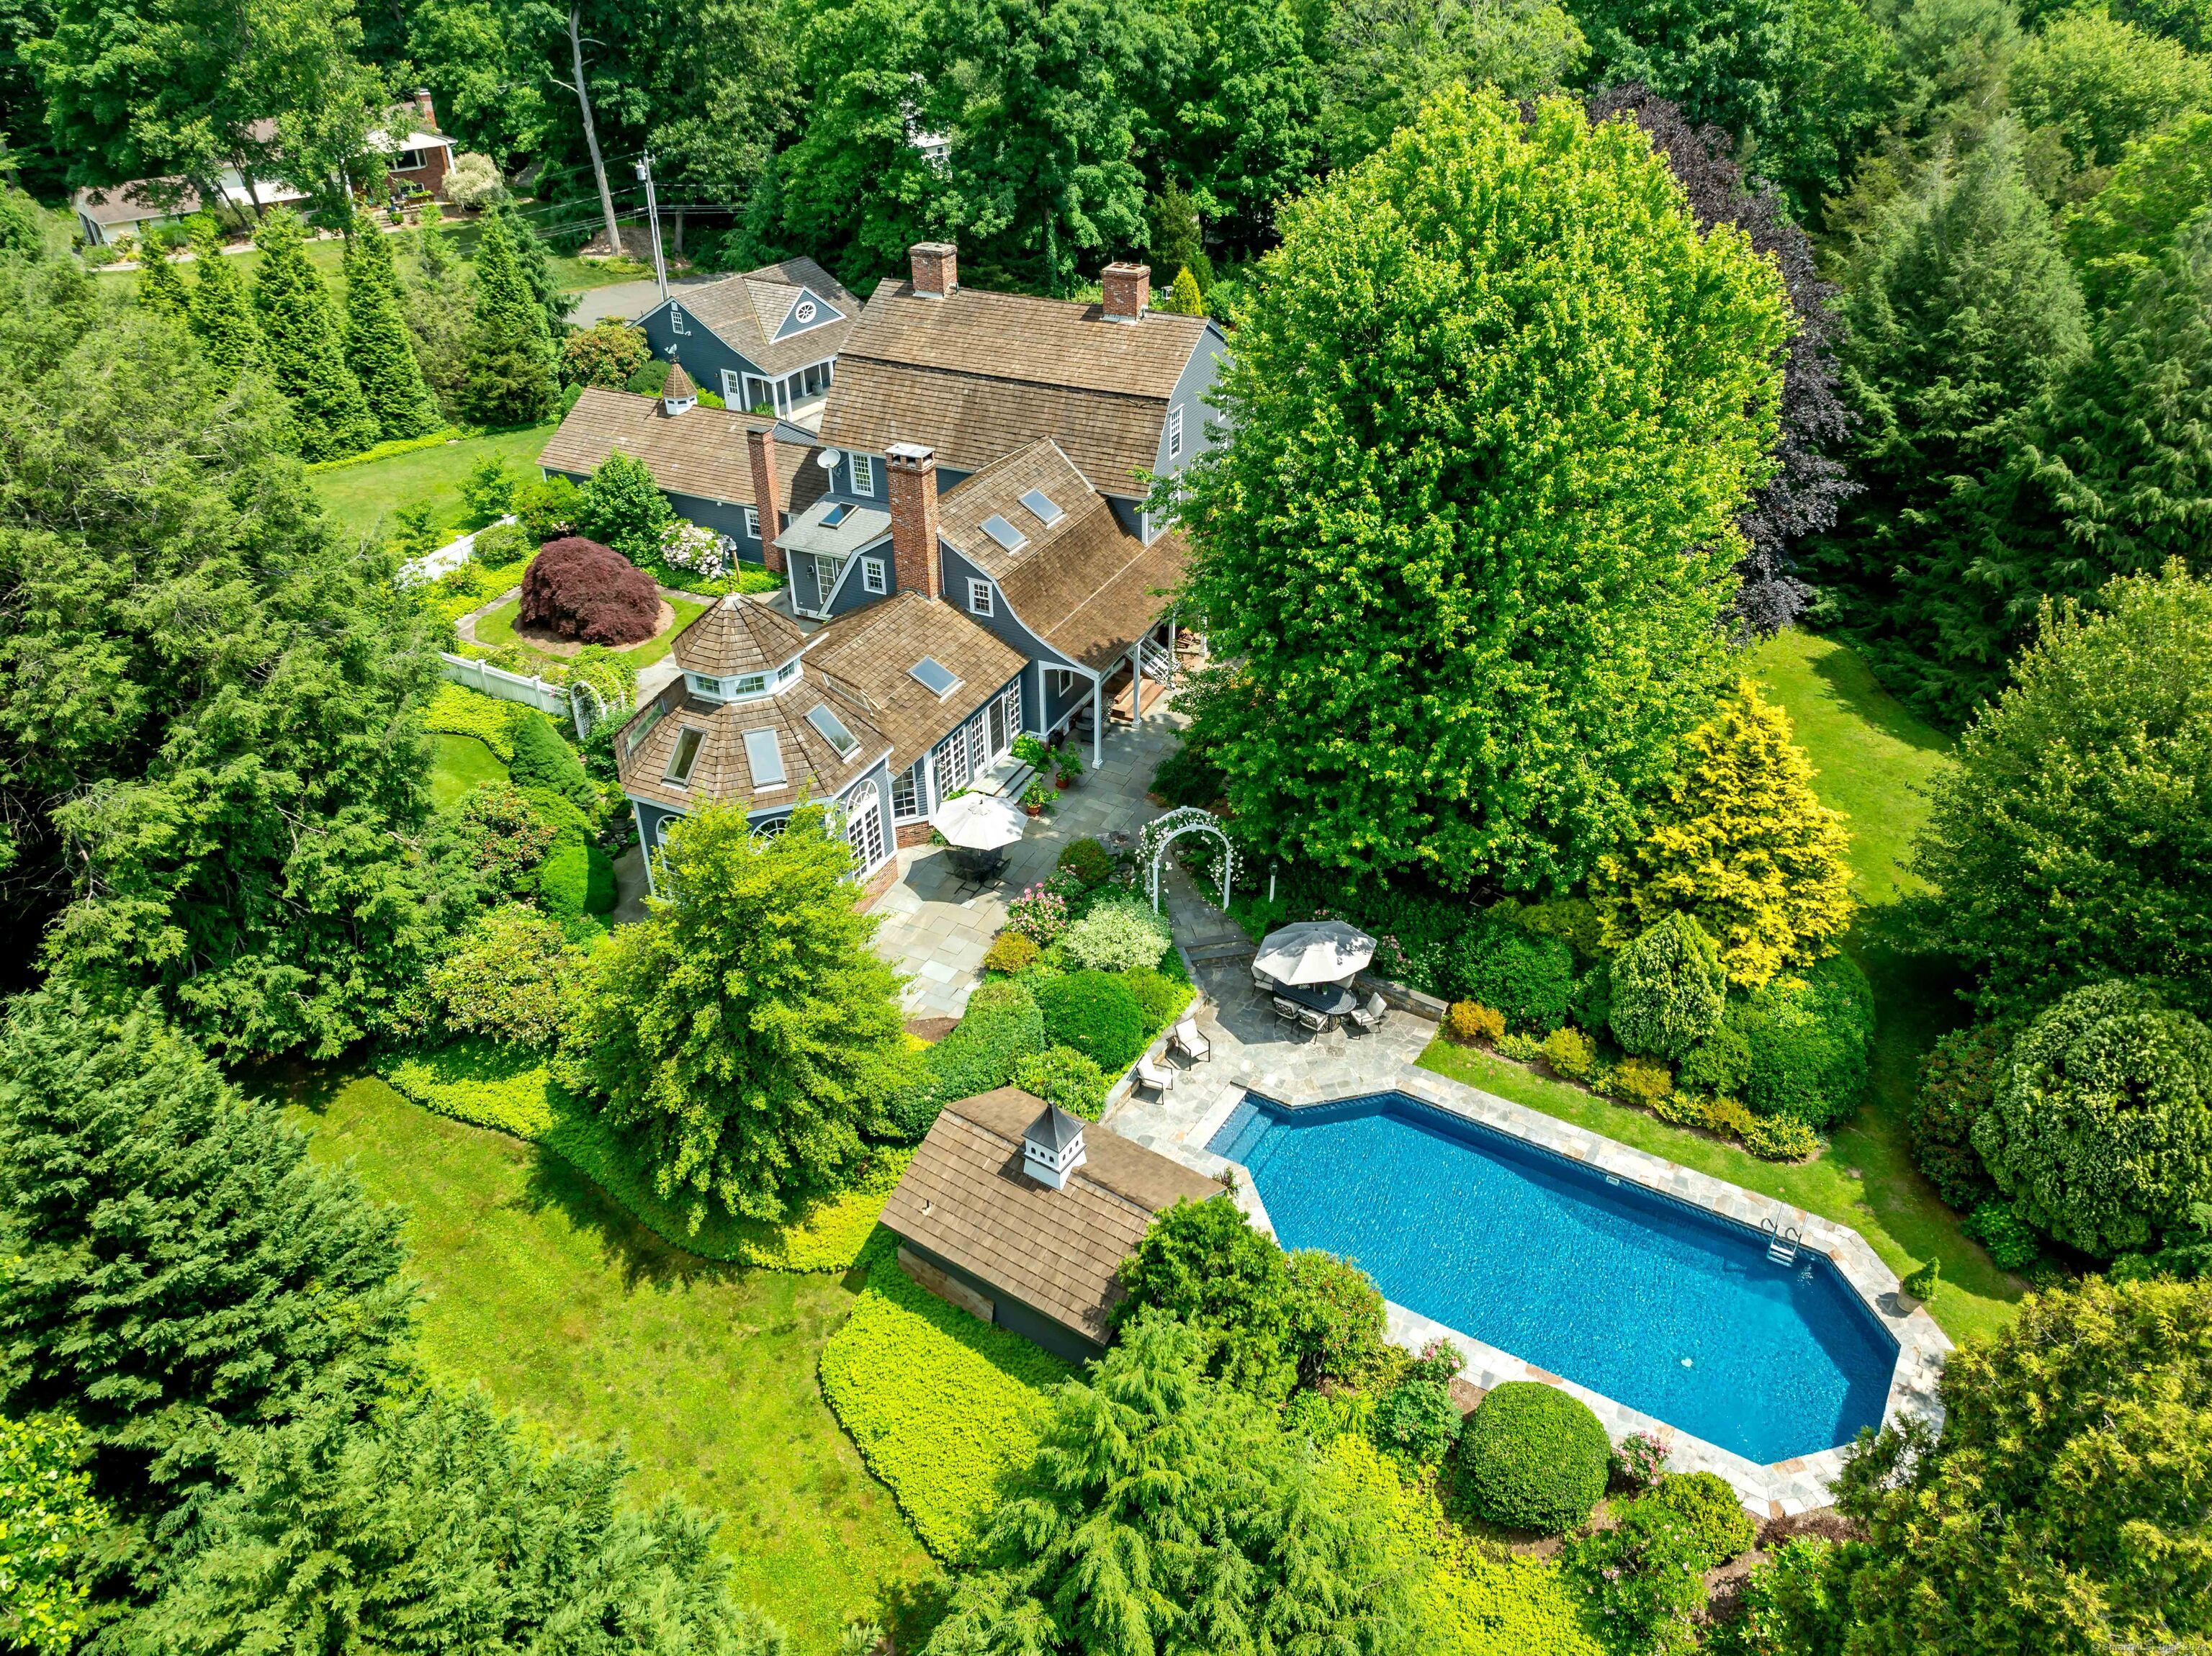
[909,241,958,300]
[415,88,438,130]
[662,359,696,416]
[746,427,784,575]
[1022,1104,1087,1190]
[1100,261,1150,323]
[886,443,941,600]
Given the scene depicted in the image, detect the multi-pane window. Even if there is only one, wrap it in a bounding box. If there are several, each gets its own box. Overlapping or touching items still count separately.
[668,303,688,336]
[743,505,760,539]
[846,780,886,870]
[1167,405,1184,460]
[851,454,877,497]
[967,579,993,616]
[863,557,887,594]
[891,761,923,821]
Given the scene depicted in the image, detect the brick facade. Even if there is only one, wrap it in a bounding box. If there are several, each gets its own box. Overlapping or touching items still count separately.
[910,241,958,298]
[1100,262,1151,322]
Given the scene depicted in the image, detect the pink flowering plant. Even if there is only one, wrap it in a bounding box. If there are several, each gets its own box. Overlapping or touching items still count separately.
[1004,885,1071,947]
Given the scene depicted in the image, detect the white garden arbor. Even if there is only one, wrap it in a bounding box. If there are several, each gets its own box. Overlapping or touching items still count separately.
[1138,806,1237,914]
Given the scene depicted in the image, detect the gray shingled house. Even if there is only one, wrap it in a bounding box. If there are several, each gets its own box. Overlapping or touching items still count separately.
[575,242,1231,872]
[878,1086,1223,1362]
[634,257,861,423]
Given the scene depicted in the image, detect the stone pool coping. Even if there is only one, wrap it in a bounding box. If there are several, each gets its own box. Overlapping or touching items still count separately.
[1174,1060,1952,1520]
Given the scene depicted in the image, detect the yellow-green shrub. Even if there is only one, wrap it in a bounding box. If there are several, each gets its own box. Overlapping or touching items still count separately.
[1700,1094,1758,1139]
[1540,1027,1597,1080]
[982,932,1040,974]
[1606,1056,1676,1112]
[426,683,519,760]
[818,1234,1069,1557]
[1448,1002,1506,1045]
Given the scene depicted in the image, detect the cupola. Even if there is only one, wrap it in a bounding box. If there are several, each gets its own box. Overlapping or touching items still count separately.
[1022,1103,1087,1190]
[662,359,697,416]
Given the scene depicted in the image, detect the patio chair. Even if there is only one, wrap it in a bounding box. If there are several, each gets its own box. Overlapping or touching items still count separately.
[1136,1055,1177,1097]
[1272,996,1305,1034]
[1251,964,1277,993]
[1347,991,1388,1035]
[1170,1015,1212,1064]
[1296,1006,1330,1036]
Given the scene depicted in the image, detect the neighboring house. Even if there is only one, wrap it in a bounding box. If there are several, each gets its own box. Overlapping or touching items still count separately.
[73,94,457,248]
[557,240,1229,858]
[634,257,862,428]
[879,1086,1223,1363]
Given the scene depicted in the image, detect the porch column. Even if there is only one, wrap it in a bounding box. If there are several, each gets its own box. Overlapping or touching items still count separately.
[1166,616,1177,686]
[1091,673,1102,770]
[1129,645,1142,723]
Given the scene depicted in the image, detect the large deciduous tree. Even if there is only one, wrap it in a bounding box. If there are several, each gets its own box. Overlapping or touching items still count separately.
[0,987,415,1530]
[566,803,921,1227]
[1910,564,2212,1020]
[923,1309,1419,1656]
[251,207,378,461]
[1586,86,1858,633]
[2008,6,2211,174]
[2062,108,2212,311]
[1176,86,1790,894]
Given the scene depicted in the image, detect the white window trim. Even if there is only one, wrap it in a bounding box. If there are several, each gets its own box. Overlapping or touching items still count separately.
[669,303,688,336]
[1167,405,1184,460]
[743,505,760,539]
[967,578,993,616]
[862,557,887,595]
[851,454,876,498]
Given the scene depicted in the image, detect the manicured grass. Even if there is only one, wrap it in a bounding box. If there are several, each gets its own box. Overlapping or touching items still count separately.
[471,593,712,668]
[286,1077,940,1652]
[429,732,507,809]
[311,423,560,545]
[100,225,652,300]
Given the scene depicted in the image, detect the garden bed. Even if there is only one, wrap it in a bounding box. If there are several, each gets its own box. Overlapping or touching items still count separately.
[459,587,712,671]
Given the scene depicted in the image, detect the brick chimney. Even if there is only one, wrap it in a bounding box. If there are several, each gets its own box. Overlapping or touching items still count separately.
[886,443,941,600]
[747,427,784,575]
[1100,261,1150,323]
[415,88,438,130]
[909,241,958,300]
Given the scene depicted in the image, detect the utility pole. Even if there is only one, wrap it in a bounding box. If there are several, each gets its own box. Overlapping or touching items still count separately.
[636,154,667,300]
[562,1,626,259]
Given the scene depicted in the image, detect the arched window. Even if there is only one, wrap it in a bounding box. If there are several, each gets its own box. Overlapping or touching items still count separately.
[845,780,886,872]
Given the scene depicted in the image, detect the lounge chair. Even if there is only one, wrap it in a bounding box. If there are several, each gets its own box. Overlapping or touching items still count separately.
[1347,991,1388,1035]
[1136,1055,1177,1097]
[1170,1015,1213,1064]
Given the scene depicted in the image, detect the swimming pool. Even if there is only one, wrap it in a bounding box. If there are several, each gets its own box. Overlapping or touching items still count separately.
[1208,1092,1898,1464]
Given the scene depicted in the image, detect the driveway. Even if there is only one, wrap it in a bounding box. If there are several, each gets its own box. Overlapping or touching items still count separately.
[568,275,719,327]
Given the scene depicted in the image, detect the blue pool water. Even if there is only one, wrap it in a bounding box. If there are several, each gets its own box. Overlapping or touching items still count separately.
[1208,1093,1897,1463]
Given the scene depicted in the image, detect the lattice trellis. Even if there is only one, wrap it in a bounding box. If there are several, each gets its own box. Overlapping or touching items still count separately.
[1138,806,1236,912]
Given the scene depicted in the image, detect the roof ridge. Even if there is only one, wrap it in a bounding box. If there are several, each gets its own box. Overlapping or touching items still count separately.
[945,1107,1159,1222]
[835,351,1176,406]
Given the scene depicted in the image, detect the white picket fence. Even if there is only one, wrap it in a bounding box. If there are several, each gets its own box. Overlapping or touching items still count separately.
[439,651,567,716]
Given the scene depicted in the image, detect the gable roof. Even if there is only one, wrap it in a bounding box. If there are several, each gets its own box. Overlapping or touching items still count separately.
[670,592,809,679]
[805,592,1027,772]
[665,258,861,378]
[538,388,807,508]
[613,666,888,817]
[817,277,1218,498]
[937,439,1190,672]
[878,1087,1223,1346]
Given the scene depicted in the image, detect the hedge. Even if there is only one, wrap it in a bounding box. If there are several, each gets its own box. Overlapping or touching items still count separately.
[1326,1435,1602,1656]
[1732,953,1876,1127]
[377,1040,905,1271]
[1447,922,1578,1032]
[1451,1382,1611,1534]
[426,683,518,760]
[818,1232,1069,1557]
[537,830,590,919]
[1037,970,1148,1071]
[886,978,1048,1140]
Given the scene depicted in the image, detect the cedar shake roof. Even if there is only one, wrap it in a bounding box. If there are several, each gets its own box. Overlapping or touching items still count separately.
[613,668,887,816]
[670,592,809,678]
[806,593,1027,773]
[663,360,696,400]
[538,389,809,508]
[879,1087,1225,1346]
[670,258,860,378]
[938,440,1190,673]
[817,277,1216,498]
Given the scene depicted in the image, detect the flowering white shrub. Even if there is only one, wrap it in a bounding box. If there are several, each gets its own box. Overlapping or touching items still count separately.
[658,518,731,579]
[1060,896,1173,972]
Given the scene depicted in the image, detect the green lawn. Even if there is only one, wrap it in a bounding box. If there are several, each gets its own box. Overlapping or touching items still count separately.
[311,423,559,545]
[99,224,652,301]
[471,593,711,670]
[287,1078,939,1652]
[430,733,508,809]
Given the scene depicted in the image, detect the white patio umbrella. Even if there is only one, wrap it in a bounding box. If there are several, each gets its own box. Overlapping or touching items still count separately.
[929,792,1028,851]
[1255,920,1377,986]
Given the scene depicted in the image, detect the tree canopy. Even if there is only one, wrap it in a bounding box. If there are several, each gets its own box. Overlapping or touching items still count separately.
[1177,86,1789,894]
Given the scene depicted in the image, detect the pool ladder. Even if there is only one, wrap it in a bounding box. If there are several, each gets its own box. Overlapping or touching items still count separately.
[1762,1218,1802,1266]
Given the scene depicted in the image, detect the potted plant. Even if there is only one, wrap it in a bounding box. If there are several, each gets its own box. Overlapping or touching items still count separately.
[1021,777,1053,817]
[1054,742,1084,790]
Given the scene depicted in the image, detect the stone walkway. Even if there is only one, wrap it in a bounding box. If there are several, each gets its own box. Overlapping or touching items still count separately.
[868,714,1184,1020]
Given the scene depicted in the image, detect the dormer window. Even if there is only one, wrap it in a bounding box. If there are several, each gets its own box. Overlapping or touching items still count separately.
[730,672,769,698]
[967,579,994,616]
[852,454,877,498]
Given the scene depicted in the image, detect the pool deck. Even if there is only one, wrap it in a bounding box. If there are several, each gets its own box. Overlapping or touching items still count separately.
[1105,950,1952,1520]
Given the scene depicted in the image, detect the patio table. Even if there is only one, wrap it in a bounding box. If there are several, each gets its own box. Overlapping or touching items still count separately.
[1272,980,1357,1018]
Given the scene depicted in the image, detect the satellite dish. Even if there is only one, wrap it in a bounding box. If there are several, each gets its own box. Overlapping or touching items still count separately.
[816,448,842,472]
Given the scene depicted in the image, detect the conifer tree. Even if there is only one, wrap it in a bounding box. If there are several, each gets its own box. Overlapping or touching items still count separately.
[1162,264,1207,316]
[138,248,190,323]
[250,209,377,461]
[341,215,441,442]
[459,214,559,428]
[185,220,263,392]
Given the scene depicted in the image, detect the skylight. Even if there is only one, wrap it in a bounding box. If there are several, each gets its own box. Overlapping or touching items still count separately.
[743,727,786,786]
[806,703,861,760]
[823,503,853,528]
[980,513,1028,552]
[1019,488,1064,526]
[666,726,706,785]
[909,657,962,699]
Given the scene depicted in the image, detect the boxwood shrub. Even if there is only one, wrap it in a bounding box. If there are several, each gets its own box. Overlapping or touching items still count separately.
[536,829,590,919]
[1732,953,1876,1127]
[1122,966,1193,1035]
[1640,1471,1756,1567]
[885,978,1047,1140]
[1450,1381,1610,1533]
[1037,970,1148,1071]
[1011,1044,1109,1118]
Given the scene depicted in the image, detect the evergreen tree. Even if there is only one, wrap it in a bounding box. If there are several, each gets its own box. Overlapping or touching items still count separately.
[1161,264,1207,316]
[1813,125,2088,718]
[184,220,262,392]
[482,197,575,341]
[0,987,415,1526]
[250,208,377,462]
[341,215,442,443]
[138,249,191,323]
[566,803,922,1226]
[1177,88,1790,892]
[925,1310,1417,1656]
[459,213,559,427]
[403,220,477,415]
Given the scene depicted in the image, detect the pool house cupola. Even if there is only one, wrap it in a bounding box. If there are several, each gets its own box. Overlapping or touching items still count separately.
[672,591,811,703]
[1022,1104,1087,1190]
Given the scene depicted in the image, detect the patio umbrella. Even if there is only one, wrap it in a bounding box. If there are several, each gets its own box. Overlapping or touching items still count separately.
[1255,920,1377,986]
[930,793,1028,851]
